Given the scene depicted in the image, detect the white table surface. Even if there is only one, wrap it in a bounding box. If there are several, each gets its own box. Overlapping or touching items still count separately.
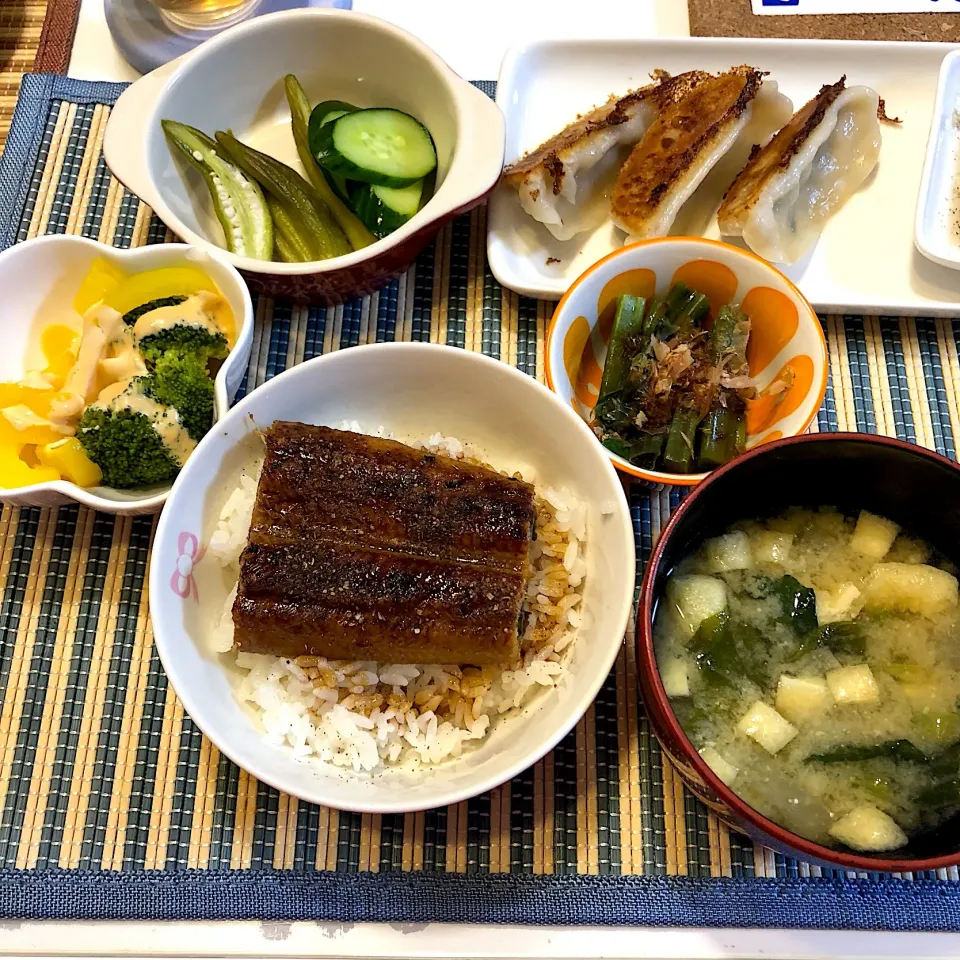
[69,0,691,81]
[10,2,956,958]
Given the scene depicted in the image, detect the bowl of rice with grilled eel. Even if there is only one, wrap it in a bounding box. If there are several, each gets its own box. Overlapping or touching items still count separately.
[149,342,634,812]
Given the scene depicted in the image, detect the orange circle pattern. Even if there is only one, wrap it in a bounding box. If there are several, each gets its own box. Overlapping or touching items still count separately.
[561,258,816,451]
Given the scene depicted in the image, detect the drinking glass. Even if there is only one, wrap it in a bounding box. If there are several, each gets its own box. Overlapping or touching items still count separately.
[146,0,262,30]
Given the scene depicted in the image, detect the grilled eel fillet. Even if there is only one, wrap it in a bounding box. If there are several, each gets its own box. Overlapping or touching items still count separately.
[232,423,537,666]
[610,66,763,239]
[717,78,847,236]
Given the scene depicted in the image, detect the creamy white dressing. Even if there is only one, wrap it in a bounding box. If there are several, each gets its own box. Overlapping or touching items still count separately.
[133,291,224,340]
[100,350,147,382]
[97,304,146,384]
[94,379,196,466]
[48,393,85,422]
[19,370,55,390]
[62,322,107,403]
[1,404,73,436]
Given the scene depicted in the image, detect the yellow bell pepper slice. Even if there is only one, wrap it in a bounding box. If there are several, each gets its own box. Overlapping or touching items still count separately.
[43,353,75,390]
[101,266,220,317]
[37,437,102,488]
[0,385,56,418]
[73,257,127,315]
[41,324,79,363]
[0,383,22,408]
[0,445,59,489]
[0,408,66,447]
[39,324,80,390]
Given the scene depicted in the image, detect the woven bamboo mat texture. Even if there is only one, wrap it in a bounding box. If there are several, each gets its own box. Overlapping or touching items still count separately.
[3,79,960,922]
[0,2,48,147]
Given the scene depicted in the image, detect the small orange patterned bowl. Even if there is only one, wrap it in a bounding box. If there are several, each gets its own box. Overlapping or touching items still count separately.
[546,238,828,486]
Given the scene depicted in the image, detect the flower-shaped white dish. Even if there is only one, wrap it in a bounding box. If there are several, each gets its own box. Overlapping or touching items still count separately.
[103,8,504,303]
[149,343,635,813]
[0,235,253,513]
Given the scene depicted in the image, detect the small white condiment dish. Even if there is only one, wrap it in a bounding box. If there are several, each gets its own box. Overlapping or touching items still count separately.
[916,49,960,272]
[149,343,635,813]
[0,234,253,513]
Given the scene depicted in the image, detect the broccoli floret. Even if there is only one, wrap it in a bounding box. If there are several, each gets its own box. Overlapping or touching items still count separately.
[146,352,214,442]
[76,353,215,489]
[137,324,228,366]
[76,406,179,489]
[122,296,188,327]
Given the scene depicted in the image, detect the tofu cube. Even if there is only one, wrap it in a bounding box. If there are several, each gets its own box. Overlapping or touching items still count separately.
[775,674,830,724]
[815,582,862,625]
[704,532,753,573]
[850,511,900,560]
[666,575,727,638]
[828,805,908,852]
[752,531,794,566]
[826,664,880,705]
[660,655,690,698]
[736,701,798,755]
[699,746,738,786]
[887,536,930,565]
[862,563,959,618]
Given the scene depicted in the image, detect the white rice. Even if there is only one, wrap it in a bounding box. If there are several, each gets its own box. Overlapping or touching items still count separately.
[208,424,587,774]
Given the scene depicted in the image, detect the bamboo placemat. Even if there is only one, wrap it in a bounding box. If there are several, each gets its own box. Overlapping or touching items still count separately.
[0,2,48,148]
[0,0,81,150]
[2,74,960,927]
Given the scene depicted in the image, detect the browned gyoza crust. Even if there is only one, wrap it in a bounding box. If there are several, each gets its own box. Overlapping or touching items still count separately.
[610,66,763,233]
[232,423,537,666]
[718,77,847,230]
[502,70,710,196]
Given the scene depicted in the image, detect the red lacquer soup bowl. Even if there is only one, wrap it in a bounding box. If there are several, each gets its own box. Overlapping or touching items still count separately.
[104,8,504,304]
[637,432,960,872]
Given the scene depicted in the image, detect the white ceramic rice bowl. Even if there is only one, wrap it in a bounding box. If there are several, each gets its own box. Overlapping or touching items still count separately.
[149,343,635,812]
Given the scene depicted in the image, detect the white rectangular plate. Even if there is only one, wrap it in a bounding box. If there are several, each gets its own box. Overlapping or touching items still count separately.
[916,48,960,273]
[488,37,960,315]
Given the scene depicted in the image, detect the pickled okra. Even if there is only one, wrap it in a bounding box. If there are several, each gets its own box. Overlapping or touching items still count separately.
[161,121,273,260]
[267,197,315,263]
[215,132,351,261]
[283,75,374,251]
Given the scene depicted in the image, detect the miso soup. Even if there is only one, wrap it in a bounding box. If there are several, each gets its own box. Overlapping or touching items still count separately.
[655,507,960,853]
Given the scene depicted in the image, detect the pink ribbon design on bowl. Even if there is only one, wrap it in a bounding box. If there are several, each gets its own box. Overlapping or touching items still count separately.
[170,531,206,602]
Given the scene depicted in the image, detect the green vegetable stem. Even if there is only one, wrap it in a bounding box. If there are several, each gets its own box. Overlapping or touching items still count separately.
[283,75,374,251]
[806,740,930,765]
[597,294,647,406]
[215,131,351,261]
[709,304,750,366]
[662,407,702,474]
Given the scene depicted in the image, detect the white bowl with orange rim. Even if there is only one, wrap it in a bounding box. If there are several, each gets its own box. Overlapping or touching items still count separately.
[545,238,828,485]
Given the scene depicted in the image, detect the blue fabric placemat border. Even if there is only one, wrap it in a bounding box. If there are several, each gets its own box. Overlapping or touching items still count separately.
[3,869,960,929]
[0,75,131,251]
[1,73,959,931]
